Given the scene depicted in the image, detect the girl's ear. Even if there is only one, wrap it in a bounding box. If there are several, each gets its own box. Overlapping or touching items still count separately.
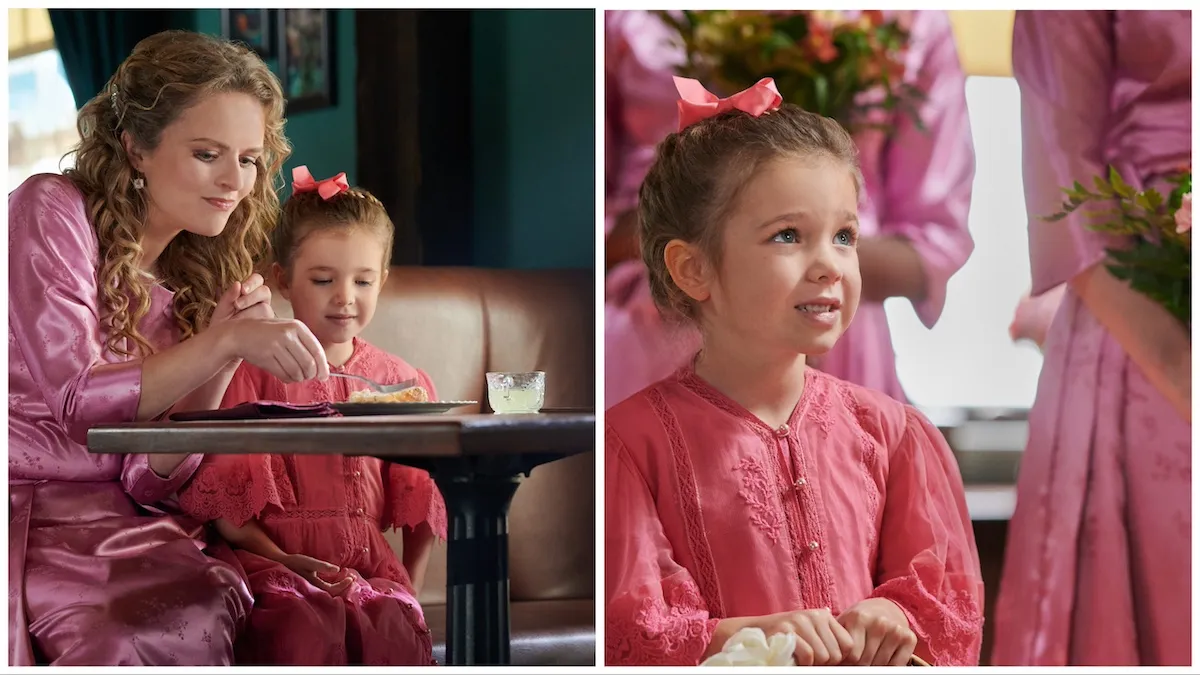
[271,262,291,301]
[663,238,712,305]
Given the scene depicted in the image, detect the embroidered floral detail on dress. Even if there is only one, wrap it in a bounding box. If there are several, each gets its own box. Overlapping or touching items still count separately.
[735,455,782,544]
[837,380,881,556]
[177,454,297,527]
[648,388,726,618]
[386,465,449,541]
[873,577,983,666]
[606,575,720,666]
[808,383,836,436]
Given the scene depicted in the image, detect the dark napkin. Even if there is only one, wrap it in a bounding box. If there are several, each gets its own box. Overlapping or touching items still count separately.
[169,401,342,422]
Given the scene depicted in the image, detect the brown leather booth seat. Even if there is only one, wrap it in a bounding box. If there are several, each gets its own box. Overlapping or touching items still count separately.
[270,267,595,665]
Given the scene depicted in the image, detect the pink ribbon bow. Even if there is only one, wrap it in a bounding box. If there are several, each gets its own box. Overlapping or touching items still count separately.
[292,165,350,200]
[674,76,783,132]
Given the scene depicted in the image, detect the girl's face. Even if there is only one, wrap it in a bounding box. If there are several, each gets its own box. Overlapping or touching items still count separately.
[697,155,862,358]
[127,92,265,241]
[276,227,389,350]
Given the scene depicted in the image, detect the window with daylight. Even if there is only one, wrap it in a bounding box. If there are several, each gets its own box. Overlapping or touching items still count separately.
[9,8,80,192]
[886,11,1045,412]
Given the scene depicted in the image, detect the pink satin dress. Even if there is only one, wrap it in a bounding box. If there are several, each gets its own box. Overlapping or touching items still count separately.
[178,339,447,665]
[604,10,976,408]
[8,174,252,665]
[605,365,985,665]
[992,10,1192,666]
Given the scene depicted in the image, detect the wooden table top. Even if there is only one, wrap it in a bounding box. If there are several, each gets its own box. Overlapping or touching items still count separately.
[87,412,595,458]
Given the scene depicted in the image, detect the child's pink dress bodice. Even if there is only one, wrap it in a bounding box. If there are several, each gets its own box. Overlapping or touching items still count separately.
[605,365,984,666]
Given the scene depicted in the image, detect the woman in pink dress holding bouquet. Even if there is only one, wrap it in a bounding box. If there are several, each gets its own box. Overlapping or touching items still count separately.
[605,10,976,407]
[8,31,329,665]
[992,10,1191,666]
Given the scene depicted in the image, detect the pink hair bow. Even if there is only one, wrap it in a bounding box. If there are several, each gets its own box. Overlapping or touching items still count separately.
[292,165,350,200]
[674,76,783,132]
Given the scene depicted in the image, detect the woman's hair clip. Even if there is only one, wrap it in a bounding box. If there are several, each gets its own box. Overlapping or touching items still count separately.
[291,165,350,200]
[674,76,783,132]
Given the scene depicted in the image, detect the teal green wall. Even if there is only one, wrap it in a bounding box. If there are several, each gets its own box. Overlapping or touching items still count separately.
[471,9,595,270]
[194,9,357,186]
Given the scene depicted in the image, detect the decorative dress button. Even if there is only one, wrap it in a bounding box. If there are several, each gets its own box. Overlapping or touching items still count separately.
[775,425,789,438]
[353,470,362,478]
[356,507,364,515]
[795,477,807,488]
[362,546,369,555]
[808,541,820,551]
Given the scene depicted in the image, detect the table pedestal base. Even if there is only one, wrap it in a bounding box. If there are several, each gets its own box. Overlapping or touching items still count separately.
[435,473,521,666]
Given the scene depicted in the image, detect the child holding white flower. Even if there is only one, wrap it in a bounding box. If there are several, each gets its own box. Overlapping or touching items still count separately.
[604,76,984,667]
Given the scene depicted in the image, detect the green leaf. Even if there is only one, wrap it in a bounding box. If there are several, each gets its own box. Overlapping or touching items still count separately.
[814,74,829,115]
[1109,166,1135,199]
[762,30,794,58]
[1135,189,1164,213]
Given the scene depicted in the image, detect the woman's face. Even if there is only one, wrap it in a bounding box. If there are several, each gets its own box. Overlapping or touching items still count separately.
[128,91,265,243]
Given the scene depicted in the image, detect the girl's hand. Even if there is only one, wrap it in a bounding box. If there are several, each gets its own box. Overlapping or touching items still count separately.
[758,608,854,666]
[220,318,330,383]
[209,273,275,330]
[837,598,917,666]
[280,553,354,596]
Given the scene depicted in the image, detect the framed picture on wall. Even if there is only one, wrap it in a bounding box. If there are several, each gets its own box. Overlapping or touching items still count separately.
[278,9,337,113]
[221,9,275,58]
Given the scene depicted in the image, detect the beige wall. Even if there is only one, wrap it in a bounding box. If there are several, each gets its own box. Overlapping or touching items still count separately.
[948,10,1015,78]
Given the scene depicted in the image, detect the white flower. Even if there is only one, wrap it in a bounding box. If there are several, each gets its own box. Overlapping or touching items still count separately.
[700,627,798,667]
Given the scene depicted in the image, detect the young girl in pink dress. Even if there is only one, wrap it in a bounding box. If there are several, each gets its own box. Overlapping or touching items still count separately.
[992,10,1191,666]
[604,10,975,408]
[178,167,446,665]
[605,77,984,667]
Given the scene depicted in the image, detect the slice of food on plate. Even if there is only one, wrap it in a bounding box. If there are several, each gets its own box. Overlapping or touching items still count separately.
[347,386,430,404]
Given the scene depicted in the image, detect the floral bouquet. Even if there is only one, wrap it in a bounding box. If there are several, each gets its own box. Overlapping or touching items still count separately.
[653,10,925,134]
[1045,166,1191,328]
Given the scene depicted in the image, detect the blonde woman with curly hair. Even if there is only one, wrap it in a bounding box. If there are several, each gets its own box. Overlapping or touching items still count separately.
[8,30,330,665]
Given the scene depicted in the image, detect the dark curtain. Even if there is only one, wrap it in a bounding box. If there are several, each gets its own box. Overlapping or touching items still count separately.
[355,10,423,266]
[49,9,187,110]
[356,9,474,267]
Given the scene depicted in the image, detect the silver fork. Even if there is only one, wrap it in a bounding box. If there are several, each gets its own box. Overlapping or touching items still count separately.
[328,373,420,394]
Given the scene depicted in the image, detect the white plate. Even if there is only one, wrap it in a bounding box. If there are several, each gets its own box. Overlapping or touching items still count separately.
[331,401,477,416]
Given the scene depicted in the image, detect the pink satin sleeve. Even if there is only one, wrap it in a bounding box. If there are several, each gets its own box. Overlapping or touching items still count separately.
[1012,10,1115,295]
[604,427,719,666]
[869,407,985,665]
[7,176,144,446]
[604,10,684,238]
[121,453,205,506]
[880,10,976,327]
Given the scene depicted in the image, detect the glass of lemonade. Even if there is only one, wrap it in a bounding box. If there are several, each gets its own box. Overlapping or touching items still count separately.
[486,371,546,414]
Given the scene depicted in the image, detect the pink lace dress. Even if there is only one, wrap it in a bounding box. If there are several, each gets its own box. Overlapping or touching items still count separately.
[178,338,448,665]
[605,364,985,665]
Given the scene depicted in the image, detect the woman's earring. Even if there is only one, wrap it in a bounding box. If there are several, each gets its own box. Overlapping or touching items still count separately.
[132,176,145,190]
